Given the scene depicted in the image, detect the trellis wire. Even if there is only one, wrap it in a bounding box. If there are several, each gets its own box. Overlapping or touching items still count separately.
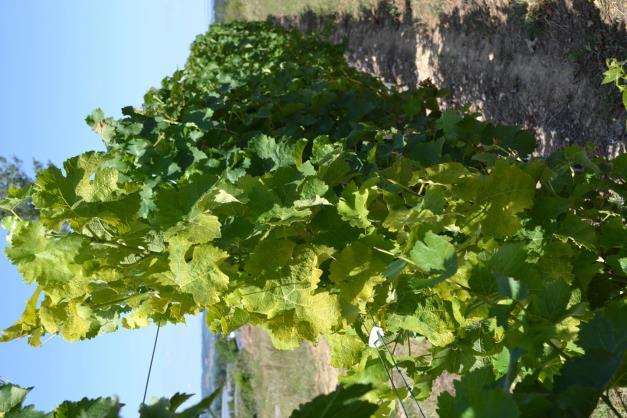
[366,309,428,418]
[142,319,162,405]
[366,317,411,418]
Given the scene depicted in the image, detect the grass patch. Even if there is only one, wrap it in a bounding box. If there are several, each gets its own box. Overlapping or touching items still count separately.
[231,354,257,418]
[593,0,626,25]
[215,0,380,22]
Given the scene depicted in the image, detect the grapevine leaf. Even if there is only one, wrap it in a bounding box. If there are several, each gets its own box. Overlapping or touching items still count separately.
[528,279,571,322]
[153,174,220,227]
[437,367,519,418]
[3,220,90,300]
[289,384,377,418]
[249,135,299,171]
[167,237,229,306]
[611,153,627,181]
[337,182,370,229]
[329,242,387,306]
[0,384,30,414]
[421,186,447,214]
[6,405,50,418]
[55,398,119,418]
[32,153,138,230]
[85,108,116,143]
[409,231,457,280]
[244,239,296,280]
[459,160,535,237]
[578,299,627,355]
[1,22,625,414]
[57,301,93,342]
[326,330,365,369]
[164,213,221,245]
[388,295,456,347]
[239,246,342,348]
[0,289,41,344]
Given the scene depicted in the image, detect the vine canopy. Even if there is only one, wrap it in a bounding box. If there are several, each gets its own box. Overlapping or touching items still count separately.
[1,23,626,417]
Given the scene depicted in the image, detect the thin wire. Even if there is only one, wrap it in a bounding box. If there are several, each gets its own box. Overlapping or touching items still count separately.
[142,319,162,405]
[379,336,427,418]
[367,309,427,418]
[368,321,411,418]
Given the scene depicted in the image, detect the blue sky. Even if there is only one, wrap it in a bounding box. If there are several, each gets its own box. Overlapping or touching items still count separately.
[0,1,213,415]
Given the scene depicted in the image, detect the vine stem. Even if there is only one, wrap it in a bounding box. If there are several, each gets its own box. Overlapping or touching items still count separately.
[9,208,24,221]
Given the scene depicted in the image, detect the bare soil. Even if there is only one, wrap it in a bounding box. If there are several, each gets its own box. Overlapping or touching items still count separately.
[238,325,340,418]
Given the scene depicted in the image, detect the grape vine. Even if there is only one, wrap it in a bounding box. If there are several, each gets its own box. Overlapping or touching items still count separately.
[1,23,625,417]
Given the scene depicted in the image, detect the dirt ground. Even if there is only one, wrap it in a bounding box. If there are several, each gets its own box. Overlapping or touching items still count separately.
[238,325,340,418]
[271,0,626,157]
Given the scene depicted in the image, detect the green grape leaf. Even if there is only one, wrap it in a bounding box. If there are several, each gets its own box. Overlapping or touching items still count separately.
[249,135,301,171]
[85,108,116,143]
[3,220,90,300]
[0,382,220,418]
[578,299,627,355]
[164,213,221,245]
[167,237,230,306]
[289,384,377,418]
[459,160,535,237]
[0,185,33,219]
[6,405,51,418]
[326,330,365,369]
[421,186,447,214]
[174,386,222,418]
[388,295,456,347]
[337,182,371,229]
[139,387,221,418]
[436,110,463,140]
[0,384,31,414]
[437,367,519,418]
[611,153,627,181]
[528,279,571,322]
[32,152,137,230]
[239,245,342,348]
[409,231,457,280]
[329,242,387,306]
[55,398,119,418]
[57,301,93,342]
[153,174,220,227]
[0,289,42,344]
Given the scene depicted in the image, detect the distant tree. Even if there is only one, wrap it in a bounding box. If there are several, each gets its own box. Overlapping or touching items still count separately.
[0,156,45,221]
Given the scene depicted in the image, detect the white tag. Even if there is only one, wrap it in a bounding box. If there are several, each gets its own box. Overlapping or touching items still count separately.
[368,326,385,348]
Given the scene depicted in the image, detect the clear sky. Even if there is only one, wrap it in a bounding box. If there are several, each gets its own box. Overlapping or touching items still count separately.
[0,1,213,415]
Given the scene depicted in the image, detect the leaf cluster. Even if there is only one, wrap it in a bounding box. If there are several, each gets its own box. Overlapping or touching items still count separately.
[0,382,219,418]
